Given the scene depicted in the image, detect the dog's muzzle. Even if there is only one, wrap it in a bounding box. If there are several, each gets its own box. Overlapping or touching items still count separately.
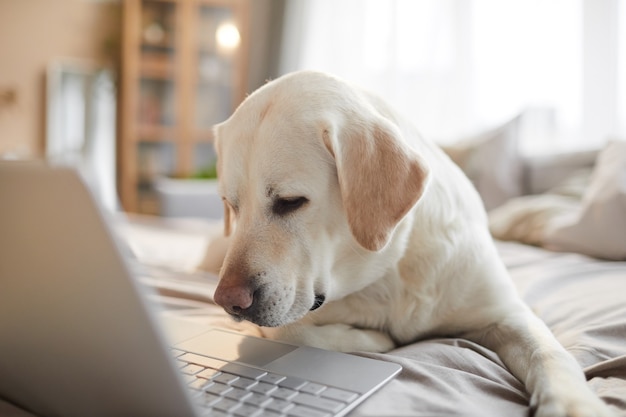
[310,294,326,311]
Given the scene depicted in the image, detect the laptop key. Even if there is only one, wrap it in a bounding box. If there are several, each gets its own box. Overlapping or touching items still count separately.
[299,382,327,395]
[199,392,221,406]
[223,387,251,401]
[232,403,263,417]
[278,376,307,390]
[260,372,286,384]
[219,363,267,380]
[257,409,282,417]
[188,377,211,391]
[231,376,257,389]
[265,398,294,413]
[212,397,240,412]
[179,353,228,370]
[271,387,298,400]
[321,387,358,403]
[197,368,220,379]
[288,405,331,417]
[249,381,277,395]
[181,363,205,375]
[292,392,345,413]
[243,392,273,407]
[212,372,239,385]
[204,382,232,396]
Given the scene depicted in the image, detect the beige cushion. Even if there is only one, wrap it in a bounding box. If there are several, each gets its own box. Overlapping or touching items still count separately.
[544,140,626,260]
[442,115,523,210]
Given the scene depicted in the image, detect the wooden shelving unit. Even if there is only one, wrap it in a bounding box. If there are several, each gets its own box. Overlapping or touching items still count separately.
[120,0,248,213]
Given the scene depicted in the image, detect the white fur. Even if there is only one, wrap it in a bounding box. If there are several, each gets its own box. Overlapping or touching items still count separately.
[206,71,614,417]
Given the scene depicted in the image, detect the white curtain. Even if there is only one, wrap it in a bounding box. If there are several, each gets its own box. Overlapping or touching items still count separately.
[279,0,625,155]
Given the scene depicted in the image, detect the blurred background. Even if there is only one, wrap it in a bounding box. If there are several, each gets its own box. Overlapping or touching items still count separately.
[0,0,624,217]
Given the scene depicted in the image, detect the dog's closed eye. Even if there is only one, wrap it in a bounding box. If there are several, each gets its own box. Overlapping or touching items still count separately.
[272,197,309,216]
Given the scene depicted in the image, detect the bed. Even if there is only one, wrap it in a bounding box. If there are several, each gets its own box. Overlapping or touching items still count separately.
[116,138,626,416]
[2,138,624,416]
[114,218,626,417]
[132,135,626,417]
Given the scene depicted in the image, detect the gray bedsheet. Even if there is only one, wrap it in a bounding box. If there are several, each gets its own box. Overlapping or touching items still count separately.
[350,241,626,416]
[3,231,624,416]
[112,225,626,417]
[133,231,626,416]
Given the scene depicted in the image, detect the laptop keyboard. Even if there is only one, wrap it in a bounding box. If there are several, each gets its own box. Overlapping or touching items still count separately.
[172,348,359,417]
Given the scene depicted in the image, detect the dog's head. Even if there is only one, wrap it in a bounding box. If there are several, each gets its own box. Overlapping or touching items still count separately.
[212,71,430,327]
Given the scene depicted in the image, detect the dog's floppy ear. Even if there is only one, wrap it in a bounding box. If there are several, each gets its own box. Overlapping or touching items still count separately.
[222,201,233,236]
[213,124,234,237]
[323,116,430,251]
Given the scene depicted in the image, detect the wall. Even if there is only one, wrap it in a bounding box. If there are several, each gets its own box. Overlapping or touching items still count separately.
[0,0,286,160]
[246,0,285,92]
[0,0,121,159]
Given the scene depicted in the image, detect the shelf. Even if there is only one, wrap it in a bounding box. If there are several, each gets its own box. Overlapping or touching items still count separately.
[140,63,175,80]
[140,50,176,78]
[194,128,215,142]
[141,40,175,50]
[120,0,248,213]
[138,124,177,141]
[136,125,216,143]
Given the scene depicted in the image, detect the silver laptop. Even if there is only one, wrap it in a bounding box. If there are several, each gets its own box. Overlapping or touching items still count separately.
[0,161,401,417]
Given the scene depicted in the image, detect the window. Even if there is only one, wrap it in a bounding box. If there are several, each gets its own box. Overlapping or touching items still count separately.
[281,0,625,154]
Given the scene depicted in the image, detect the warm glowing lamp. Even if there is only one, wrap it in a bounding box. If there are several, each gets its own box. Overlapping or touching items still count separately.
[216,22,240,53]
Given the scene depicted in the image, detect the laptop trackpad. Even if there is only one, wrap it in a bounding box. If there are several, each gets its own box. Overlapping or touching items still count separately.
[176,329,298,367]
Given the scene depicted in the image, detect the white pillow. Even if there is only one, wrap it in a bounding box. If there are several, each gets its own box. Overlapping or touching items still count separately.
[488,168,590,246]
[442,115,523,210]
[544,140,626,260]
[488,193,579,247]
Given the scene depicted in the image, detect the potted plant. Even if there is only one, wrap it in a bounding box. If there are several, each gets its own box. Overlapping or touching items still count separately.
[154,164,222,219]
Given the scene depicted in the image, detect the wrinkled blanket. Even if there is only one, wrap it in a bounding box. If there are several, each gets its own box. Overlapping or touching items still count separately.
[123,217,626,417]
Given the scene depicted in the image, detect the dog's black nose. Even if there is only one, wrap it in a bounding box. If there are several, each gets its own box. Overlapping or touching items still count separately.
[310,294,326,311]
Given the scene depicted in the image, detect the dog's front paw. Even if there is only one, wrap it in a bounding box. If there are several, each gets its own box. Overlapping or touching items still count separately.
[341,325,396,353]
[532,387,614,417]
[262,323,396,353]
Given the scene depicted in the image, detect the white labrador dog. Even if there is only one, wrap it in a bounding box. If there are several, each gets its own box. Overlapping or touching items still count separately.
[209,71,612,417]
